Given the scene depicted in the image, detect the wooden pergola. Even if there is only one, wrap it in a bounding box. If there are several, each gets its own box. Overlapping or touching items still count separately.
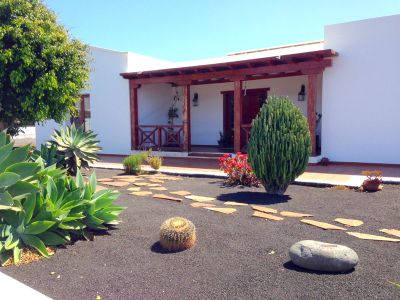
[121,49,337,155]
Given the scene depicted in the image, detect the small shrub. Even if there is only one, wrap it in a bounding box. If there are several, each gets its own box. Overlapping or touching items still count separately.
[219,153,259,187]
[123,154,144,174]
[148,156,162,171]
[361,170,382,192]
[248,96,311,194]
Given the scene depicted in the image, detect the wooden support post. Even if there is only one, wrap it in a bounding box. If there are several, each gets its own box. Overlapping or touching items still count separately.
[307,73,317,156]
[129,80,139,150]
[182,84,191,152]
[233,80,243,153]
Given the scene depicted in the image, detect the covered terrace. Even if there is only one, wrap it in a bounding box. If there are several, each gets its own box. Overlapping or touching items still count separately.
[121,43,337,156]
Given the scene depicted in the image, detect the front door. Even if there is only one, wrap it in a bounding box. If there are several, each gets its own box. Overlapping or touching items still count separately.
[222,88,269,148]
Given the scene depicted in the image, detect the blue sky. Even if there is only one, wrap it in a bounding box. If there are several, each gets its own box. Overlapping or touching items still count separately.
[45,0,400,61]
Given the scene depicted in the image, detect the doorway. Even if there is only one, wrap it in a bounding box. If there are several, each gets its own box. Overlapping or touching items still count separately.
[222,88,269,148]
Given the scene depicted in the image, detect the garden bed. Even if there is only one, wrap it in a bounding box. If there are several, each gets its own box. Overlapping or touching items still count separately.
[2,168,399,299]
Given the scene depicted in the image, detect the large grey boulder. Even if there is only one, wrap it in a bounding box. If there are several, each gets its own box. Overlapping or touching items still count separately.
[289,240,359,272]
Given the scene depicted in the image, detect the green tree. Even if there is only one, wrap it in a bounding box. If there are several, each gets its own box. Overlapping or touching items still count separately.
[0,0,89,134]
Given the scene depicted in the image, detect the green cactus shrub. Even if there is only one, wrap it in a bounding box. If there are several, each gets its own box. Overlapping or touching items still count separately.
[248,95,311,194]
[159,217,196,252]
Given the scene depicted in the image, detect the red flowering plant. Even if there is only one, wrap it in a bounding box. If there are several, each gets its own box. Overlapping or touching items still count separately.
[218,152,260,187]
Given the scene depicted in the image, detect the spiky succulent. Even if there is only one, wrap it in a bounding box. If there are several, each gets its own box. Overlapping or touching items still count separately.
[159,217,196,252]
[50,124,101,175]
[248,96,311,194]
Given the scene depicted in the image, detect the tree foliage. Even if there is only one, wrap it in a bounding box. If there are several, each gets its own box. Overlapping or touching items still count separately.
[0,0,89,134]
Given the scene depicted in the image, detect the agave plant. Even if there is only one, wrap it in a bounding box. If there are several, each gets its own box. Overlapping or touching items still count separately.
[0,130,123,265]
[50,124,101,175]
[31,144,65,168]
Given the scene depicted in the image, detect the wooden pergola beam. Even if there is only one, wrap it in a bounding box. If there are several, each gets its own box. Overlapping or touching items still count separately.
[124,60,332,85]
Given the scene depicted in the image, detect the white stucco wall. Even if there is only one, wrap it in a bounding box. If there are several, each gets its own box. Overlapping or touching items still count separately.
[322,15,400,164]
[187,75,320,145]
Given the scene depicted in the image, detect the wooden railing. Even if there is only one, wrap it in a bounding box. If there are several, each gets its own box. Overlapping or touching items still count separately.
[138,125,183,150]
[240,123,252,152]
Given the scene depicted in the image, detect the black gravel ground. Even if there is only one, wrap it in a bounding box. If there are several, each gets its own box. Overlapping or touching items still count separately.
[3,169,400,300]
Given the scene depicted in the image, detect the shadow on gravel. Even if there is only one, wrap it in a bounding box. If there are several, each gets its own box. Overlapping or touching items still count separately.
[216,191,291,205]
[283,261,355,275]
[150,242,188,254]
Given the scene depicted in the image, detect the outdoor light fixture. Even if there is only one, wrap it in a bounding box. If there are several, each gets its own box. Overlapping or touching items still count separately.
[192,92,199,106]
[298,84,306,101]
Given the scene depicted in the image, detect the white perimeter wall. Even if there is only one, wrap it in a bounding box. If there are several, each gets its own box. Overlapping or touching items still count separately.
[322,15,400,164]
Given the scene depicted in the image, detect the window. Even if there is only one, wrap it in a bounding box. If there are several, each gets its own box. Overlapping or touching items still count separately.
[71,94,91,131]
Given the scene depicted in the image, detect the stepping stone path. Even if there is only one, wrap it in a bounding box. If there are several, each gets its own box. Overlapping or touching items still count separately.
[252,211,284,221]
[127,187,141,192]
[190,203,216,208]
[130,191,152,196]
[347,232,400,242]
[251,205,277,214]
[150,187,168,191]
[185,195,215,202]
[300,219,347,231]
[170,191,192,196]
[224,201,248,206]
[334,218,364,227]
[289,240,359,272]
[133,182,150,186]
[280,211,313,218]
[152,194,182,202]
[205,207,237,214]
[103,181,130,187]
[97,178,114,182]
[379,229,400,238]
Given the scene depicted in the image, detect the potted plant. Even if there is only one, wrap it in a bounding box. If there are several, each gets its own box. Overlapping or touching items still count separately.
[361,170,383,192]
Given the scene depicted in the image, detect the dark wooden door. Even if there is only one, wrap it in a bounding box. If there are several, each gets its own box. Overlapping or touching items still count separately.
[223,88,268,144]
[241,88,269,125]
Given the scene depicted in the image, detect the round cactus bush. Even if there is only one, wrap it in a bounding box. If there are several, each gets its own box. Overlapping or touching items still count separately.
[159,217,196,251]
[248,95,311,194]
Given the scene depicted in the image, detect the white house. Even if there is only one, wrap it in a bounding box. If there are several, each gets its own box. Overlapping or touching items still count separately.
[36,14,400,165]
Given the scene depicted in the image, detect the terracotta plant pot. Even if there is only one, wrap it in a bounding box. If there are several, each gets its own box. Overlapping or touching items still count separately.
[362,179,381,192]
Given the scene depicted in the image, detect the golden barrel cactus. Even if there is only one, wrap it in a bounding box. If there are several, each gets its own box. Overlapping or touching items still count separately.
[159,217,196,251]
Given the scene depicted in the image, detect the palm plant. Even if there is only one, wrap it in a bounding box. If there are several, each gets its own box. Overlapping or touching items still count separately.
[50,124,101,175]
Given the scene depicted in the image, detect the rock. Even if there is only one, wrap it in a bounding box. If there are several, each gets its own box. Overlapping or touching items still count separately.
[289,240,359,272]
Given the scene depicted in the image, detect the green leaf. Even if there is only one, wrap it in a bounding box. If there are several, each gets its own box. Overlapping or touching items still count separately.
[7,181,39,200]
[5,162,40,180]
[5,231,19,250]
[37,231,67,246]
[58,220,86,230]
[0,172,20,188]
[0,143,14,166]
[46,177,58,203]
[13,245,22,264]
[89,171,97,194]
[23,194,36,224]
[0,192,13,206]
[21,235,49,257]
[0,224,11,238]
[76,169,85,188]
[25,221,55,235]
[0,146,29,172]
